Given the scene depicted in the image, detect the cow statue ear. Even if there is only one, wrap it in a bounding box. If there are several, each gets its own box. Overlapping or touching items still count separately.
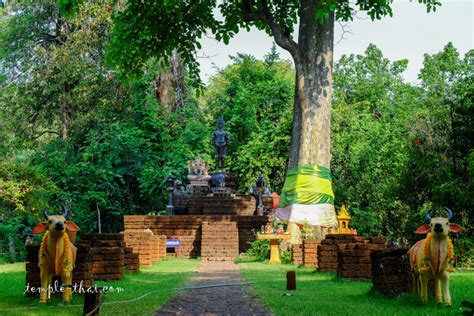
[449,224,465,233]
[66,221,80,232]
[32,223,48,234]
[415,225,431,234]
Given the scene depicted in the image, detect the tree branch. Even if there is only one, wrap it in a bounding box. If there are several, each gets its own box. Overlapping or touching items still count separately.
[241,0,298,58]
[29,130,59,141]
[335,21,353,46]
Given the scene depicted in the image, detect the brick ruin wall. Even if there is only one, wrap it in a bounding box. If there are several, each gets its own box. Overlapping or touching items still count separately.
[303,239,321,268]
[187,195,256,216]
[315,234,388,280]
[123,231,166,266]
[371,247,411,296]
[292,244,303,266]
[201,220,239,261]
[123,215,269,259]
[79,233,125,281]
[124,246,139,272]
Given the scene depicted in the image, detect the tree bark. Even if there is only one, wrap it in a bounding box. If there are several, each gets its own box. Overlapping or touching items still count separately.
[289,2,334,168]
[154,49,186,115]
[8,235,16,263]
[60,101,69,140]
[59,82,73,140]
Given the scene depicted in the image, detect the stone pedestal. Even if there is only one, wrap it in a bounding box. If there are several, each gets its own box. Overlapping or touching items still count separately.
[187,175,211,187]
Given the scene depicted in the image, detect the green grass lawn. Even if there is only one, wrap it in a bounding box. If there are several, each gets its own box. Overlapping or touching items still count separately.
[0,258,201,316]
[239,262,474,316]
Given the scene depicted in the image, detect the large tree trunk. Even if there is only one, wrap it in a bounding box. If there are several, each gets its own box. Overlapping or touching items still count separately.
[289,2,334,169]
[8,235,16,263]
[59,100,69,140]
[59,82,73,139]
[154,49,186,115]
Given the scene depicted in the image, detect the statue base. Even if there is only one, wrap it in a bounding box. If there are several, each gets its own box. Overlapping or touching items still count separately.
[187,175,211,187]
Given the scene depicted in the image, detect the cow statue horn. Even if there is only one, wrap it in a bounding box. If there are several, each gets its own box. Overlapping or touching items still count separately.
[425,212,431,222]
[62,207,68,218]
[444,207,453,220]
[42,209,49,220]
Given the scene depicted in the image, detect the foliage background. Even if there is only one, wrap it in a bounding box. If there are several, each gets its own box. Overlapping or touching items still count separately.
[0,2,472,265]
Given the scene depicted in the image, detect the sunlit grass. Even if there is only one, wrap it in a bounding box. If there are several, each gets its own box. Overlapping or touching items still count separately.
[0,258,201,316]
[239,261,474,316]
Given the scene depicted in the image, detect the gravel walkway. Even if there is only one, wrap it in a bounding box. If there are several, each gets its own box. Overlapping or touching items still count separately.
[155,261,272,316]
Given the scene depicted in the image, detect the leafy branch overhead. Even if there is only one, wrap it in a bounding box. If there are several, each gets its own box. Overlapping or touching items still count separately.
[107,0,441,84]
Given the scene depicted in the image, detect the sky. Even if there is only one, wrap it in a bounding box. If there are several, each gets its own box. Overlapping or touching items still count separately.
[198,0,473,84]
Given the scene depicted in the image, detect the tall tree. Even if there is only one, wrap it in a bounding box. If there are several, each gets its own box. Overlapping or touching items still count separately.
[0,2,120,141]
[107,0,441,232]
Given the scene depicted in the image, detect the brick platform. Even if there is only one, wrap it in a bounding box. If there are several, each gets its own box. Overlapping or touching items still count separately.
[188,196,205,215]
[316,234,388,280]
[124,215,269,259]
[338,240,387,280]
[124,247,139,272]
[187,195,256,216]
[201,220,239,261]
[303,239,321,268]
[173,194,190,215]
[371,248,411,296]
[202,195,256,216]
[317,234,357,273]
[25,243,93,297]
[292,244,303,265]
[80,233,125,281]
[123,231,166,266]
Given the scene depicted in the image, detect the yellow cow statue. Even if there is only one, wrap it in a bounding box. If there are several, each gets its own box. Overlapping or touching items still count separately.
[32,209,80,303]
[408,207,464,306]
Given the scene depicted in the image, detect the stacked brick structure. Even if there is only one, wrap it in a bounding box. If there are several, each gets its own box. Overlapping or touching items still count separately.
[123,231,150,266]
[317,234,356,273]
[371,248,411,296]
[124,216,201,258]
[317,234,388,280]
[25,243,93,297]
[123,215,269,259]
[72,243,94,287]
[201,220,239,261]
[303,239,318,268]
[123,230,167,266]
[303,239,321,268]
[236,216,269,254]
[202,195,256,216]
[187,196,256,216]
[124,247,139,272]
[338,239,387,280]
[172,194,190,215]
[292,244,303,265]
[188,196,206,215]
[81,233,124,281]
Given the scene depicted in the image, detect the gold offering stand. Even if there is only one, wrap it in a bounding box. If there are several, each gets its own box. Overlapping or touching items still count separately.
[257,233,291,264]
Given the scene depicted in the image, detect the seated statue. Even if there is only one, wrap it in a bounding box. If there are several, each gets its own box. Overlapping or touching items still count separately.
[187,156,209,176]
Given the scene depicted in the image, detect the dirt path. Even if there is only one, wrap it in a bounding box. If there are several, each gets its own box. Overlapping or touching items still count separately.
[155,261,272,316]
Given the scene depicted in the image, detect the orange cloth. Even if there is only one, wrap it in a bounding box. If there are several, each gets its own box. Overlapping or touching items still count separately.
[271,192,280,209]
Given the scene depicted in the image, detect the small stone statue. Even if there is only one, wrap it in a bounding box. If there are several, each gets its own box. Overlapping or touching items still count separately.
[187,156,209,176]
[211,116,230,173]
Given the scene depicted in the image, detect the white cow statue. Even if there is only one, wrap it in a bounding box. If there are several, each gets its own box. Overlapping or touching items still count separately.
[408,207,464,305]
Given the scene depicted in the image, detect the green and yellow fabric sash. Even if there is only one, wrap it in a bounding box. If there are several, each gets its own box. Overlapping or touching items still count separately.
[278,164,335,208]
